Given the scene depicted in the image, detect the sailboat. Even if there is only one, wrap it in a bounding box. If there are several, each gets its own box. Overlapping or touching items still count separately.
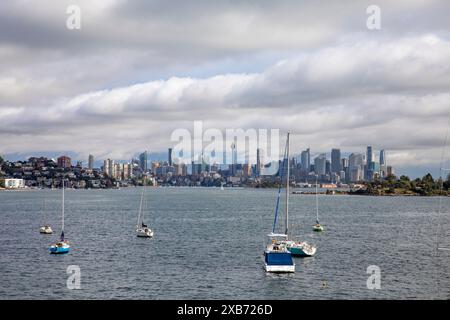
[49,179,70,254]
[39,187,53,234]
[313,176,324,232]
[264,133,295,273]
[136,177,154,238]
[281,132,317,257]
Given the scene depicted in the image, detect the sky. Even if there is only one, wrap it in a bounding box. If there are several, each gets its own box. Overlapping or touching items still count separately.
[1,0,450,178]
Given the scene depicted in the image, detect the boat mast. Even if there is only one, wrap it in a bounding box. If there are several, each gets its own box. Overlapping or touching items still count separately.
[285,132,290,236]
[137,178,145,226]
[61,179,65,234]
[316,174,319,223]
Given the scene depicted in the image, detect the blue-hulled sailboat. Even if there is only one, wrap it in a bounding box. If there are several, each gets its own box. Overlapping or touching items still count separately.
[49,179,70,254]
[264,132,295,273]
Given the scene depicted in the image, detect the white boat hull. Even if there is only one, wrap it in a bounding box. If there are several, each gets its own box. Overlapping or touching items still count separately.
[136,228,154,238]
[40,226,53,234]
[264,263,295,273]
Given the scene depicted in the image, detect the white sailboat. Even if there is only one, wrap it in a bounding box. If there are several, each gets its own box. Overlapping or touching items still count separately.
[49,179,70,254]
[39,188,53,234]
[281,132,317,257]
[136,177,154,238]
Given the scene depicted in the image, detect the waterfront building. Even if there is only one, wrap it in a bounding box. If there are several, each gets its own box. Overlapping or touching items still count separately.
[4,178,25,189]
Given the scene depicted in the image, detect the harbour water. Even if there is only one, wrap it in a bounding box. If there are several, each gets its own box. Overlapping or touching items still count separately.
[0,187,449,299]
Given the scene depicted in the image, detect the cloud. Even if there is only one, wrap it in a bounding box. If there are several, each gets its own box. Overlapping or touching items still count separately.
[0,1,450,177]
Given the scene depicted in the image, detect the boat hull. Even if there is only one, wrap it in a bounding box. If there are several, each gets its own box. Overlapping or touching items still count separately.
[40,228,53,234]
[49,246,70,254]
[285,241,317,257]
[136,228,154,238]
[264,251,295,273]
[264,263,295,273]
[313,224,324,232]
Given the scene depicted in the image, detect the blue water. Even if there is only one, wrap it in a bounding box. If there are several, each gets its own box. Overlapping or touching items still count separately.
[0,187,449,299]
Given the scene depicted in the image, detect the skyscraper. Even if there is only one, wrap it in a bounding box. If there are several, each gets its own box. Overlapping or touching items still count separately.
[367,146,373,164]
[379,149,387,178]
[379,149,386,166]
[256,148,262,176]
[88,154,94,170]
[168,148,173,166]
[331,148,342,173]
[349,153,364,182]
[301,148,310,172]
[139,151,148,172]
[314,154,326,176]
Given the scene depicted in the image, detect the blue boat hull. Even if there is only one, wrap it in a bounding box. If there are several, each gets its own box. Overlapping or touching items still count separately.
[264,251,295,272]
[49,247,70,254]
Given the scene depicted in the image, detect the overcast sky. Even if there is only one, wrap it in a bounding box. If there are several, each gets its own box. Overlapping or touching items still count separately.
[1,0,450,177]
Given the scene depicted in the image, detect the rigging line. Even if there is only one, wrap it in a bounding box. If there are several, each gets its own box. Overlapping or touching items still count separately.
[434,108,450,299]
[272,135,289,234]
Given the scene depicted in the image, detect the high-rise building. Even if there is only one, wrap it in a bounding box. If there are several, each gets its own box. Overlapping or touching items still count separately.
[331,149,342,173]
[88,154,94,169]
[301,148,310,172]
[256,148,263,176]
[57,156,71,169]
[349,153,364,182]
[379,149,387,178]
[139,151,148,172]
[168,148,173,166]
[367,146,373,164]
[365,146,375,181]
[314,154,327,176]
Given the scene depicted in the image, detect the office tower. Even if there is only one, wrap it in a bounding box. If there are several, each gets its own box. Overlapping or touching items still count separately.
[230,143,237,176]
[243,163,252,177]
[379,149,387,178]
[139,151,148,172]
[379,150,386,166]
[387,166,394,176]
[365,146,375,181]
[301,148,310,172]
[367,146,373,164]
[326,160,331,174]
[349,153,364,182]
[76,160,83,168]
[314,154,327,176]
[331,149,342,173]
[103,159,109,175]
[256,148,262,176]
[88,154,94,169]
[168,148,173,166]
[57,156,71,169]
